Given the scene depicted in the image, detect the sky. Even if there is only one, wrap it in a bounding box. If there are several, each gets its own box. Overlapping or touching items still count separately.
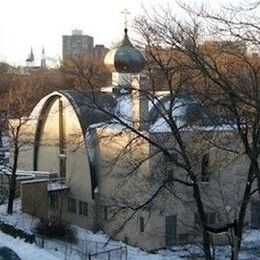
[0,0,242,66]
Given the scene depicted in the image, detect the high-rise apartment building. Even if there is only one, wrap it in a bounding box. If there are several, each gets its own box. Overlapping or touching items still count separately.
[62,29,109,62]
[62,29,94,60]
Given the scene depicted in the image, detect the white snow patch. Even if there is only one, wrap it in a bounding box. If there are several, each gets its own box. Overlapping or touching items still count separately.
[0,231,60,260]
[116,95,132,122]
[0,200,38,234]
[150,100,187,132]
[0,200,259,259]
[47,182,69,191]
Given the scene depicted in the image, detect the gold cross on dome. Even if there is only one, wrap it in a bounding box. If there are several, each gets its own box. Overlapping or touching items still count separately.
[121,8,131,29]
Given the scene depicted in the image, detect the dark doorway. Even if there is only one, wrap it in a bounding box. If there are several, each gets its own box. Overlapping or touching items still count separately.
[165,215,177,247]
[251,201,260,228]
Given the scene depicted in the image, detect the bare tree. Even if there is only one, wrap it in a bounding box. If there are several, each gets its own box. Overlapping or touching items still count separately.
[0,67,66,214]
[56,5,260,259]
[64,49,229,259]
[61,56,111,90]
[131,3,260,259]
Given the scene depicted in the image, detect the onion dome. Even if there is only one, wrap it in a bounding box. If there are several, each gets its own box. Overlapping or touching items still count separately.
[104,29,145,73]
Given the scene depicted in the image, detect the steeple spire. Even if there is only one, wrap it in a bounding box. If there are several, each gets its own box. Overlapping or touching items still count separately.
[26,47,34,63]
[41,46,46,68]
[26,47,35,67]
[29,47,34,62]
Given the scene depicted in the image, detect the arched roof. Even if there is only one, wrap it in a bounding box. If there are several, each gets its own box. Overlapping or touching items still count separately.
[148,94,220,129]
[31,90,117,134]
[32,90,117,198]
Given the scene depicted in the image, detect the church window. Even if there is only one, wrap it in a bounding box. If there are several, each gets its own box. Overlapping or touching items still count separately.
[79,201,88,216]
[140,216,144,233]
[49,192,58,208]
[201,153,210,183]
[103,206,108,220]
[68,198,77,213]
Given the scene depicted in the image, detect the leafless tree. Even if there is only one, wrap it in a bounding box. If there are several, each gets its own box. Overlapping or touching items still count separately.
[0,67,66,214]
[130,2,260,259]
[57,4,260,259]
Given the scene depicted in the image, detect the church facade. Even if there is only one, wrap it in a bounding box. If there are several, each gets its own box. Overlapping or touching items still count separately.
[18,29,260,250]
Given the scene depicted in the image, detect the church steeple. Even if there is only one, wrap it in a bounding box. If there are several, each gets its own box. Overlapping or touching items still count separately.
[41,47,47,68]
[27,47,34,62]
[26,47,35,67]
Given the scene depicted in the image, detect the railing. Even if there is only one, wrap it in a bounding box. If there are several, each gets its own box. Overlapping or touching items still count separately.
[88,246,127,260]
[35,234,127,260]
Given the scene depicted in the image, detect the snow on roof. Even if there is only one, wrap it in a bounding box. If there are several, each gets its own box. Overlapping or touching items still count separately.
[191,125,235,132]
[149,98,192,132]
[47,182,69,192]
[21,179,48,185]
[101,86,113,92]
[115,94,132,122]
[17,170,54,175]
[0,168,36,180]
[150,117,170,133]
[149,95,225,133]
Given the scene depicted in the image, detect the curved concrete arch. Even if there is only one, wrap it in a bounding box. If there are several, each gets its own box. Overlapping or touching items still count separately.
[32,91,98,198]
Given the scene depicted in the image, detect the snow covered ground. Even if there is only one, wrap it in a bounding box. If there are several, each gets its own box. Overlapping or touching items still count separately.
[0,199,259,259]
[0,231,61,260]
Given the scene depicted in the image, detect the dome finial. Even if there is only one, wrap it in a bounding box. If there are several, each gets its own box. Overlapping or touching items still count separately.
[121,8,131,30]
[104,10,145,74]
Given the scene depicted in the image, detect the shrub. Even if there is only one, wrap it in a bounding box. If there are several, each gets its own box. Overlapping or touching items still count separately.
[0,220,35,243]
[34,218,77,243]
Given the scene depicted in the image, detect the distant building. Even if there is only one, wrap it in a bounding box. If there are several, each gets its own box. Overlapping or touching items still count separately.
[94,44,109,61]
[62,29,94,61]
[202,40,247,53]
[62,29,109,62]
[22,47,48,74]
[26,47,35,67]
[41,47,47,68]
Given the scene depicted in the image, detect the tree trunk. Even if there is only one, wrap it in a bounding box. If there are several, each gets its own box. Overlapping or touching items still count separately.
[7,178,16,214]
[0,130,3,147]
[193,177,212,259]
[253,162,260,200]
[202,230,212,260]
[230,163,255,260]
[7,146,18,215]
[231,220,239,260]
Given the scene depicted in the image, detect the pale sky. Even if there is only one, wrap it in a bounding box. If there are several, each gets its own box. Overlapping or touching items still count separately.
[0,0,242,66]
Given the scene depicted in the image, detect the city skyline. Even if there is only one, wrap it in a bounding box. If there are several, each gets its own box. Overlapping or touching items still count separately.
[0,0,240,66]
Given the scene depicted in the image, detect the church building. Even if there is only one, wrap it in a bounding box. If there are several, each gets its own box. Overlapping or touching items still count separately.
[18,27,260,250]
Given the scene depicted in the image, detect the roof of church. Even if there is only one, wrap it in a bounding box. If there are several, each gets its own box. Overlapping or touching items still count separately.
[33,88,227,141]
[148,94,221,132]
[59,90,117,134]
[59,90,224,133]
[26,47,34,62]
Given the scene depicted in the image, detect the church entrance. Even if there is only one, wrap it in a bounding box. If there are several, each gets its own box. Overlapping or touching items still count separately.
[251,200,260,228]
[165,215,177,247]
